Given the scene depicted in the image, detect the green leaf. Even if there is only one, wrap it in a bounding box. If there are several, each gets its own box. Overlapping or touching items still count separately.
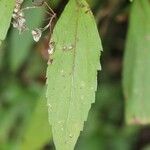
[20,91,52,150]
[0,106,20,144]
[46,0,102,149]
[123,0,150,124]
[0,0,15,45]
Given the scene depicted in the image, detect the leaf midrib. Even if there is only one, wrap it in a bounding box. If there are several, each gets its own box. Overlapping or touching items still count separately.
[64,2,80,142]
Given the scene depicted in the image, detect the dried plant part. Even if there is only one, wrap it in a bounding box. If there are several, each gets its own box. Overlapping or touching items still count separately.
[12,0,28,33]
[30,1,56,56]
[12,0,56,60]
[48,38,55,54]
[32,0,45,6]
[32,28,42,42]
[15,0,24,10]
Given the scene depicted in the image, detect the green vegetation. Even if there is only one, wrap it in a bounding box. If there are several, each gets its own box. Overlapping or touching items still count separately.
[0,0,150,150]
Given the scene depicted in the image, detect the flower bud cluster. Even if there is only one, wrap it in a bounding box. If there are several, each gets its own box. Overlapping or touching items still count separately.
[12,0,56,56]
[31,28,42,42]
[12,0,27,34]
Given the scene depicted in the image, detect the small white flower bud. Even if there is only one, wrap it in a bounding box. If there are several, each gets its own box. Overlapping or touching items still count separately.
[48,39,55,54]
[12,13,17,19]
[32,28,42,42]
[12,21,19,28]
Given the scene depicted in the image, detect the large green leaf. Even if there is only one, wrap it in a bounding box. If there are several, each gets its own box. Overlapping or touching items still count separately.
[46,0,102,149]
[123,0,150,124]
[20,91,52,150]
[0,0,15,45]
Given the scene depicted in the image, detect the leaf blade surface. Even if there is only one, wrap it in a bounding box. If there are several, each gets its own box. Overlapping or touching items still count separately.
[46,0,102,149]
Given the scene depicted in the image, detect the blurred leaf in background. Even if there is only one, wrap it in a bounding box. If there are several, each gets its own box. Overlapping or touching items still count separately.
[123,0,150,124]
[0,0,15,45]
[0,80,42,148]
[20,89,52,150]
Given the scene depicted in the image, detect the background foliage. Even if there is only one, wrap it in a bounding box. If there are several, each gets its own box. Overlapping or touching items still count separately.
[0,0,150,150]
